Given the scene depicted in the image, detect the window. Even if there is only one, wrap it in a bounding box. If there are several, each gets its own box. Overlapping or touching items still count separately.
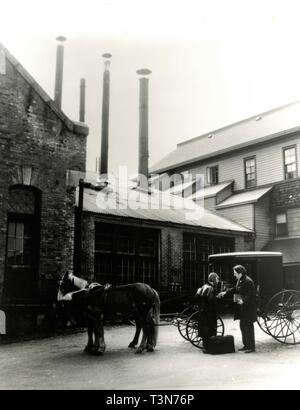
[283,146,297,180]
[5,186,41,303]
[244,157,256,188]
[94,223,158,287]
[206,166,219,185]
[183,234,234,291]
[275,213,288,236]
[7,222,32,267]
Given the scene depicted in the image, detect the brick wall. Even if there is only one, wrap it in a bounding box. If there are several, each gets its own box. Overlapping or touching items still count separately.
[235,236,245,252]
[160,227,183,289]
[81,214,96,282]
[287,207,300,237]
[0,54,87,311]
[271,179,300,209]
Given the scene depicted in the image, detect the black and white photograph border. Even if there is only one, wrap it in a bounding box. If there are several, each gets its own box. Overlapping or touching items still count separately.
[1,0,300,391]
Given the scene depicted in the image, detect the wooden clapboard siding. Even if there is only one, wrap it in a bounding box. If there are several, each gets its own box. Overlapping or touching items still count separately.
[254,194,272,250]
[203,197,216,211]
[216,183,233,205]
[217,204,254,230]
[189,134,300,191]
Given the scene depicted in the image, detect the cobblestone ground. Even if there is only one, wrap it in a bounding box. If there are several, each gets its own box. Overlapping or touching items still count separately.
[0,317,300,390]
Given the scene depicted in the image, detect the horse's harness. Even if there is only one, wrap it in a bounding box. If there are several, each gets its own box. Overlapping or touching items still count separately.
[86,282,112,305]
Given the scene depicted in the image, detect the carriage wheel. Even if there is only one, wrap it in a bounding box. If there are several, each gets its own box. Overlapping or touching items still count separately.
[186,311,225,349]
[257,315,272,336]
[177,307,197,341]
[264,290,300,345]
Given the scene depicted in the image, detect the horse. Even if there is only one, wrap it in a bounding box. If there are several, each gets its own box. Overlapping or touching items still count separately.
[57,272,160,355]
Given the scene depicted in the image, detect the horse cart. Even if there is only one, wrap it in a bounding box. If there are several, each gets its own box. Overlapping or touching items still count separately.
[176,252,300,348]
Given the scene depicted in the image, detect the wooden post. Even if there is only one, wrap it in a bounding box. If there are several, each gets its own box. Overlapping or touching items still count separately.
[74,179,84,276]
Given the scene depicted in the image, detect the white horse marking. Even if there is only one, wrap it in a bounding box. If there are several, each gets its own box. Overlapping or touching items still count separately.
[69,274,88,290]
[57,290,73,302]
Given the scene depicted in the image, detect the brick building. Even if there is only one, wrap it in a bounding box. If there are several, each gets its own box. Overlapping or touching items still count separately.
[0,44,88,336]
[151,101,300,288]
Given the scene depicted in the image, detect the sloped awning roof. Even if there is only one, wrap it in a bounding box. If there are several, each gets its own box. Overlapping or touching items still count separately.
[150,100,300,174]
[164,180,195,196]
[264,238,300,265]
[78,184,253,234]
[188,181,233,200]
[216,186,273,209]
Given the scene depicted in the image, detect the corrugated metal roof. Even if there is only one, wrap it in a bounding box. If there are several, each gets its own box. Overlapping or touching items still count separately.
[264,238,300,265]
[79,185,252,234]
[216,186,273,209]
[150,100,300,173]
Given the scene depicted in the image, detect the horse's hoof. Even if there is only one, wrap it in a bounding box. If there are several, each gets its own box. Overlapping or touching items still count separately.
[84,346,93,354]
[136,348,144,354]
[92,350,104,356]
[128,343,136,349]
[147,347,154,352]
[98,346,106,354]
[90,346,105,356]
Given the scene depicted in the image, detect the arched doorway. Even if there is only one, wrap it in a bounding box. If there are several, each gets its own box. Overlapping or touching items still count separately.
[4,186,41,303]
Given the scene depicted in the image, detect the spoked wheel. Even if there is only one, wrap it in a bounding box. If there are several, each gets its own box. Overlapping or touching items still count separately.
[177,307,197,341]
[263,290,300,345]
[257,315,272,336]
[186,311,225,349]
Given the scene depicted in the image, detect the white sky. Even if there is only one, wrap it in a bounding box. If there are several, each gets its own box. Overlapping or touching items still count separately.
[1,0,300,176]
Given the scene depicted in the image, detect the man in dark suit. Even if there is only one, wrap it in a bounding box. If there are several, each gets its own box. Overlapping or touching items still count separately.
[219,265,257,353]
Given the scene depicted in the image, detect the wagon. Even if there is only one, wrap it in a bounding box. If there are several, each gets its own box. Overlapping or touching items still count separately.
[178,251,300,348]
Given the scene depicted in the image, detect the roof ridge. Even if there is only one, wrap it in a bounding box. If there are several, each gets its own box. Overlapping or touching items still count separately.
[177,100,300,148]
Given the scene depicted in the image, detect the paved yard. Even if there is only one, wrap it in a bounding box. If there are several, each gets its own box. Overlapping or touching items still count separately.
[0,317,300,390]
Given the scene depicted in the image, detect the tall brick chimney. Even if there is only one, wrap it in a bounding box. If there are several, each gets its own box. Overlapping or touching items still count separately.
[100,53,112,176]
[137,69,152,189]
[54,36,67,109]
[79,78,86,122]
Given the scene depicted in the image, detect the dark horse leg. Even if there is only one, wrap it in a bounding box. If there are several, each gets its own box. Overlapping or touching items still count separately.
[145,313,156,352]
[128,315,142,348]
[84,317,94,354]
[92,312,106,355]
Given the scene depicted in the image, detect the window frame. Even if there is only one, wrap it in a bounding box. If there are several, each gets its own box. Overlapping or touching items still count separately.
[206,165,219,186]
[244,156,257,189]
[275,211,288,237]
[283,145,298,180]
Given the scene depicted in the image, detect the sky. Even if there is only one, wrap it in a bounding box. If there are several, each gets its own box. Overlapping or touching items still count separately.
[1,0,300,177]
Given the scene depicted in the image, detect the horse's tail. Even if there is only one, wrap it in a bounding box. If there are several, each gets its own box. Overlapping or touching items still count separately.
[152,289,160,347]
